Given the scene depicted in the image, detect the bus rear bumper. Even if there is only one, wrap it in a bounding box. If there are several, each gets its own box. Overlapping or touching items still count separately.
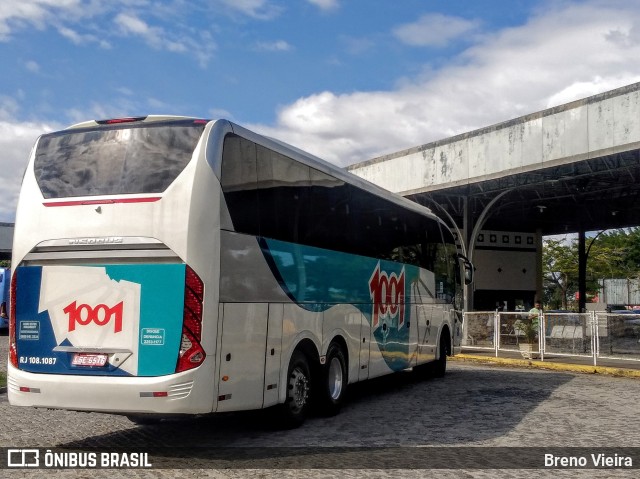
[6,364,213,415]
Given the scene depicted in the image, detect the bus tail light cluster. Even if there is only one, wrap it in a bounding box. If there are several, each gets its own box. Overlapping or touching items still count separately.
[9,270,17,368]
[176,266,206,373]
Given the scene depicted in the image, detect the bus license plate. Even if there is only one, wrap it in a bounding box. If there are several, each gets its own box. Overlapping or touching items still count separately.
[71,353,108,367]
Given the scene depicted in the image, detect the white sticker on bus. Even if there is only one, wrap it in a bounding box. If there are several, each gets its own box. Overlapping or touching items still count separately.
[37,266,141,375]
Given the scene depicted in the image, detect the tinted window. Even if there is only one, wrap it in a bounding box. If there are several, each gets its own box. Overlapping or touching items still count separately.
[257,145,311,242]
[304,169,350,251]
[34,122,205,198]
[220,134,456,271]
[220,135,259,235]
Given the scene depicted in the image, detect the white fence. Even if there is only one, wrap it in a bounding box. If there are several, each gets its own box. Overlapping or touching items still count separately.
[599,278,640,305]
[462,311,640,365]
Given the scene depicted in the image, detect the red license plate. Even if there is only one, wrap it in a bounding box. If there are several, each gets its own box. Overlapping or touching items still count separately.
[71,353,108,367]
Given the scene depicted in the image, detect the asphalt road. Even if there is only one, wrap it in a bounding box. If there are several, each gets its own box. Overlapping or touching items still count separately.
[0,333,639,478]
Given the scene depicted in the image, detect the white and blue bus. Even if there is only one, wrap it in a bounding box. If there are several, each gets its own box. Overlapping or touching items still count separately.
[8,116,471,427]
[0,267,9,330]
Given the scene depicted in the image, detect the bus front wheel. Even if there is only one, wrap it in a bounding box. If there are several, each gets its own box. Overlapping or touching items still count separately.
[278,350,311,428]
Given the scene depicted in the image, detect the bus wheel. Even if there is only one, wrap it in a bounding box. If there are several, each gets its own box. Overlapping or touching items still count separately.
[317,342,347,416]
[279,350,311,428]
[433,334,448,378]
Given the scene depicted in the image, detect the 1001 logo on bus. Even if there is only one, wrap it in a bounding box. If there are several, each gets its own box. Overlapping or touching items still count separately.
[64,301,124,333]
[368,263,405,330]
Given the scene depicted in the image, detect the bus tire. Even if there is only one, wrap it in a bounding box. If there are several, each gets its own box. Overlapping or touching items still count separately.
[433,333,448,378]
[317,342,347,416]
[278,350,311,429]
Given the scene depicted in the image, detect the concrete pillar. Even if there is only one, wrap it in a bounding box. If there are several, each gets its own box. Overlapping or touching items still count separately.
[536,228,543,303]
[463,196,473,312]
[579,228,587,313]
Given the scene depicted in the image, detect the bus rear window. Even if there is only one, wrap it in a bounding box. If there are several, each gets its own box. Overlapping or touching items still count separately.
[34,123,205,198]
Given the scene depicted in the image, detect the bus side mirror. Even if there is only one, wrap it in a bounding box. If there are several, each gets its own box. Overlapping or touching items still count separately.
[463,262,473,285]
[458,254,474,285]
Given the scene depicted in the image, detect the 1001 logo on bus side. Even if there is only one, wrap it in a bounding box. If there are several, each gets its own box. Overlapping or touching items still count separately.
[368,262,405,330]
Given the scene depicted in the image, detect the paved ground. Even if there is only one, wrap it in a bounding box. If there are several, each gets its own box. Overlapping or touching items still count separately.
[1,334,640,478]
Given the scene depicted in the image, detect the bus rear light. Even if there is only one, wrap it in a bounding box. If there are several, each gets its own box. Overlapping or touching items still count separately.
[19,387,40,393]
[184,288,203,317]
[9,270,17,368]
[185,267,204,299]
[183,309,202,338]
[176,266,205,373]
[97,116,147,125]
[139,391,168,398]
[177,328,206,371]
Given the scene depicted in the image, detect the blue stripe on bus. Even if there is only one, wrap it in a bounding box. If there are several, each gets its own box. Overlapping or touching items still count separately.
[259,237,419,371]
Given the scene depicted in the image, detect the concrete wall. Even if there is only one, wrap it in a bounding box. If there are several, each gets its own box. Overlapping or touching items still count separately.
[470,230,537,291]
[0,223,14,256]
[349,83,640,195]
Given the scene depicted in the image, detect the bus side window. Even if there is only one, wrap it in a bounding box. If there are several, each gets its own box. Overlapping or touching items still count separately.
[256,146,311,243]
[220,135,259,236]
[305,169,350,253]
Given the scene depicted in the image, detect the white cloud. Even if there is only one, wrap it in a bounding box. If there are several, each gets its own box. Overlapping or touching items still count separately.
[215,0,282,20]
[393,13,481,48]
[0,0,93,40]
[307,0,339,12]
[24,60,39,73]
[546,76,640,107]
[252,1,640,166]
[115,12,152,37]
[0,118,57,221]
[57,25,111,48]
[113,12,215,66]
[1,2,213,65]
[255,40,292,52]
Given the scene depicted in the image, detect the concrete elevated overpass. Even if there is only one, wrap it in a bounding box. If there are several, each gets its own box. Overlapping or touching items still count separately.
[349,82,640,311]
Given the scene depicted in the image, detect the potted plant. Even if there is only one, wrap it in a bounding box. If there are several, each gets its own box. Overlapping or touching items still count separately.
[518,317,539,359]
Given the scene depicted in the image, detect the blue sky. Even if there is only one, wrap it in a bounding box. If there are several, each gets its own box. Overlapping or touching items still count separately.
[2,0,640,221]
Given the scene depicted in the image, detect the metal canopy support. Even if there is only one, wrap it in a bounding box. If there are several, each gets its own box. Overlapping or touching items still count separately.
[459,188,514,312]
[468,189,513,265]
[422,196,474,312]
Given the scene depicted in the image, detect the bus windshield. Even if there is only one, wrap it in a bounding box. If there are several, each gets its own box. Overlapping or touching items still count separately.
[34,121,205,199]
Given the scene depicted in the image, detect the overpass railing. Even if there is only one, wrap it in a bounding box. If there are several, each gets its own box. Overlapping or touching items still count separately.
[462,311,640,365]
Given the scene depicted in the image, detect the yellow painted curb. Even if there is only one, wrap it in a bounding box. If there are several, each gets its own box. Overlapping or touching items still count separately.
[452,353,640,378]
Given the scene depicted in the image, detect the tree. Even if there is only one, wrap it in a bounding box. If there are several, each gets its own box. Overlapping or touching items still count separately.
[543,229,640,310]
[543,238,579,310]
[590,228,640,279]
